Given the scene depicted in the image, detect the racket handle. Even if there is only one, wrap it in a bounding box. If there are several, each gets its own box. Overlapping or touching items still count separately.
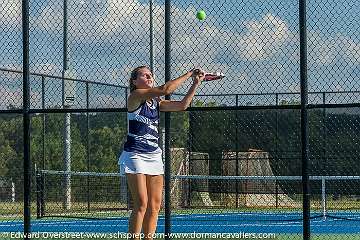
[203,72,225,81]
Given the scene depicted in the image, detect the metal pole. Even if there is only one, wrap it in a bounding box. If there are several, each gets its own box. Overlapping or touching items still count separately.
[41,76,46,219]
[321,178,326,220]
[187,109,193,207]
[322,93,327,220]
[62,0,68,107]
[121,88,129,207]
[42,76,46,171]
[275,93,279,208]
[299,0,310,238]
[322,92,327,173]
[235,95,239,208]
[22,0,31,238]
[149,0,155,73]
[62,0,71,210]
[86,83,90,213]
[36,167,41,219]
[164,0,172,238]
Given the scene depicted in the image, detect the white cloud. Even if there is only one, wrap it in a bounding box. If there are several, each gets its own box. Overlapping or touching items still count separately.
[0,81,46,109]
[33,0,149,38]
[3,0,358,97]
[33,4,63,32]
[32,63,60,75]
[29,1,294,95]
[94,0,147,36]
[308,32,338,65]
[288,83,300,92]
[151,12,295,94]
[342,36,360,64]
[309,32,360,66]
[0,86,22,109]
[91,93,125,108]
[0,0,21,25]
[233,13,290,61]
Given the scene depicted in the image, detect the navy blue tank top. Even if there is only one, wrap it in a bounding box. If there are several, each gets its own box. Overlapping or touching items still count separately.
[123,98,161,153]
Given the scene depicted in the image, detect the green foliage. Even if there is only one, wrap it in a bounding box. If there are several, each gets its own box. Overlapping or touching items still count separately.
[170,111,189,148]
[279,99,301,105]
[0,116,23,180]
[0,140,16,176]
[190,108,360,179]
[89,126,126,172]
[0,106,360,194]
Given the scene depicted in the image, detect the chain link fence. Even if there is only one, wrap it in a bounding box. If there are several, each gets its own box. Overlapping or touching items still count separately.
[1,0,360,239]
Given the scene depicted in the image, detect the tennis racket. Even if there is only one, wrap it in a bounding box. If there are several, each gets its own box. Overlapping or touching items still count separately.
[203,72,225,81]
[193,69,225,81]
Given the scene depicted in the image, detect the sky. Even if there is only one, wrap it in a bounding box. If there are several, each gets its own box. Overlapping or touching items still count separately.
[1,0,360,109]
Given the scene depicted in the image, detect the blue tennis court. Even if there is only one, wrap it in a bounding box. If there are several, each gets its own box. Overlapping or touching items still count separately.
[1,212,360,234]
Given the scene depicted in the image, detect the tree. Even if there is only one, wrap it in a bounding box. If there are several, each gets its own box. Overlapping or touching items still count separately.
[89,126,126,172]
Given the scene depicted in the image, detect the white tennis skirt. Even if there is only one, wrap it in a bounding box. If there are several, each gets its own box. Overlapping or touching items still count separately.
[118,150,164,176]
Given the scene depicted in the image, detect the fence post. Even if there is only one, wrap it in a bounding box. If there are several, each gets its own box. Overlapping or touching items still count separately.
[321,177,326,220]
[299,0,310,239]
[22,0,31,237]
[164,0,172,238]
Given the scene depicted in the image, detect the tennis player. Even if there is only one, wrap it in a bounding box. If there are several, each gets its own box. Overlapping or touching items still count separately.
[119,66,205,239]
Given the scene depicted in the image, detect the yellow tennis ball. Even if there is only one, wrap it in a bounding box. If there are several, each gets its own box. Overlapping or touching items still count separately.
[196,10,206,21]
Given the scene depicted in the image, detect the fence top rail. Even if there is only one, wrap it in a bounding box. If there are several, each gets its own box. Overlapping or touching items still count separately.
[0,67,128,89]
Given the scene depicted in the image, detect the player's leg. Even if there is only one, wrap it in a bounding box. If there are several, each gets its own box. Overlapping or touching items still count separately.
[127,173,148,239]
[143,174,164,239]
